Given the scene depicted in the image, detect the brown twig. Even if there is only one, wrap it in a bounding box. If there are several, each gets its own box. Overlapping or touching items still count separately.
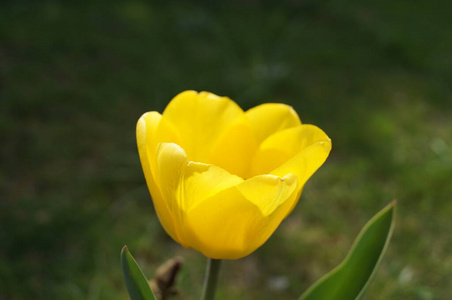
[149,257,183,300]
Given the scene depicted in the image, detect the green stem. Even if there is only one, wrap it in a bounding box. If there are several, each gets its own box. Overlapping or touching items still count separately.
[201,258,222,300]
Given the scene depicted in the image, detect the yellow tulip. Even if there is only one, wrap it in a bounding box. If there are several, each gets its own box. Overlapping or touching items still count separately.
[137,91,331,259]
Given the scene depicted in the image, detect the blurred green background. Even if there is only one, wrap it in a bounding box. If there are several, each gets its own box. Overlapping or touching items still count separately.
[1,0,451,299]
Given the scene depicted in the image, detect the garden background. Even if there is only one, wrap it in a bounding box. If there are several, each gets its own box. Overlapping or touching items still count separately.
[1,0,451,299]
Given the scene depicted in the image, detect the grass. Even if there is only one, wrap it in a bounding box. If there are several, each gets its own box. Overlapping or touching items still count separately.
[1,0,451,299]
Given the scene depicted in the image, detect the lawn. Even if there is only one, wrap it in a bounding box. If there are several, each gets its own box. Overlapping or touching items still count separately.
[1,1,451,299]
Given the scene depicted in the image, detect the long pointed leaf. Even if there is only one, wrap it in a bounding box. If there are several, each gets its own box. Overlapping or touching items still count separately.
[299,201,396,300]
[121,246,157,300]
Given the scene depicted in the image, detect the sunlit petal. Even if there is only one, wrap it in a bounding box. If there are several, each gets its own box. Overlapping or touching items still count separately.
[162,91,246,163]
[246,103,301,144]
[179,162,244,211]
[136,113,179,242]
[184,173,298,259]
[252,124,330,177]
[209,115,258,178]
[271,137,331,185]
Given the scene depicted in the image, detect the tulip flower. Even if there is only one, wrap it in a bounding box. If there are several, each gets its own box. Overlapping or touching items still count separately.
[136,91,331,260]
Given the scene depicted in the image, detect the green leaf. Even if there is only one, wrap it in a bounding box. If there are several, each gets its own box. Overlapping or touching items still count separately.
[121,245,157,300]
[299,201,396,300]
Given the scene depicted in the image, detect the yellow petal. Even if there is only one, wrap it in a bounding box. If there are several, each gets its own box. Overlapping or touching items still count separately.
[208,115,258,178]
[251,124,331,177]
[154,144,245,246]
[136,113,179,242]
[137,112,162,161]
[152,142,189,245]
[137,112,182,177]
[184,173,298,259]
[269,126,331,192]
[162,91,246,163]
[272,139,331,216]
[236,173,298,216]
[179,162,244,212]
[246,103,301,144]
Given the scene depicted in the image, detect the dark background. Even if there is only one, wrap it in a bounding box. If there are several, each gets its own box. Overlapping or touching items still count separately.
[1,0,451,299]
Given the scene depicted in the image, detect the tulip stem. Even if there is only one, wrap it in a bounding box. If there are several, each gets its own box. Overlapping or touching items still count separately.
[201,258,222,300]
